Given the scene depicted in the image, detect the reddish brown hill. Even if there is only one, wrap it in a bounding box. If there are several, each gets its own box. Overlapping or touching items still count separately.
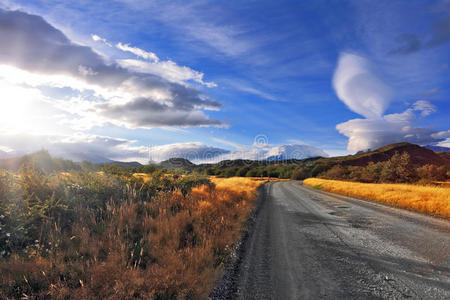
[326,143,450,167]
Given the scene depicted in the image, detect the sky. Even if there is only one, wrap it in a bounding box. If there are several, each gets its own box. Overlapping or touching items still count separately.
[0,0,449,163]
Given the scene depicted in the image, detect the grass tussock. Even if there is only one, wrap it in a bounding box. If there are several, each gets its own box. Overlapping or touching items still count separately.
[0,167,263,299]
[303,178,450,218]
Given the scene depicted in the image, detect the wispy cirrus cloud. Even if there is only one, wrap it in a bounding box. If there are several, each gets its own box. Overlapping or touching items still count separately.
[92,34,216,87]
[116,42,159,62]
[117,0,255,57]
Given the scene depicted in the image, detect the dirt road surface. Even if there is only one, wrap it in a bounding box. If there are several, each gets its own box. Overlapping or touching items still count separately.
[214,181,450,299]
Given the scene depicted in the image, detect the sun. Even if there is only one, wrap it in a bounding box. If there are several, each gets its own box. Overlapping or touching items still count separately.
[0,79,46,133]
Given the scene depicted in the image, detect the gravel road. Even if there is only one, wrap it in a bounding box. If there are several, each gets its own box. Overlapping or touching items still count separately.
[213,181,450,299]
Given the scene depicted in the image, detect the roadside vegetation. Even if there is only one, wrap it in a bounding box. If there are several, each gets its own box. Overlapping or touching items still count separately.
[303,178,450,218]
[190,144,450,184]
[0,154,263,299]
[1,142,449,297]
[318,152,448,184]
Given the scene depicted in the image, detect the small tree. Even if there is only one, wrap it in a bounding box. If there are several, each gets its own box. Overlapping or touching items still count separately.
[417,164,447,181]
[361,161,384,183]
[380,152,416,183]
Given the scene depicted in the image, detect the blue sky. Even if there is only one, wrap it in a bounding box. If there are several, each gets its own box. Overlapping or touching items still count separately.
[0,0,449,163]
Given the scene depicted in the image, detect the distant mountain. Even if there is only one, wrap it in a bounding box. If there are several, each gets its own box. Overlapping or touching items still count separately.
[425,145,450,153]
[50,151,112,164]
[0,150,81,172]
[105,161,143,168]
[159,158,195,169]
[265,144,328,161]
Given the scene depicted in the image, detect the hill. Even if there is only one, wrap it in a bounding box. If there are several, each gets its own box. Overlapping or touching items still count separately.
[106,160,143,168]
[0,150,81,172]
[322,142,450,167]
[159,157,195,169]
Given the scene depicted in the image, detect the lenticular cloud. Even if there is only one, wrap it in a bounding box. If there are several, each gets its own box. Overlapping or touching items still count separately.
[333,52,446,152]
[332,53,391,119]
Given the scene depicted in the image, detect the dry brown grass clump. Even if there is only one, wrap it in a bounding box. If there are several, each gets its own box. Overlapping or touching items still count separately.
[0,174,264,299]
[303,178,450,218]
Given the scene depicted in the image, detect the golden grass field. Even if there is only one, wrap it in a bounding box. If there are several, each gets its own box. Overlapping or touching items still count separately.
[303,178,450,218]
[0,173,268,299]
[209,177,267,193]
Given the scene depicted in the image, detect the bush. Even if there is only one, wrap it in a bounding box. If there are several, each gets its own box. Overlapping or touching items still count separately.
[417,164,447,181]
[290,167,309,180]
[323,165,348,180]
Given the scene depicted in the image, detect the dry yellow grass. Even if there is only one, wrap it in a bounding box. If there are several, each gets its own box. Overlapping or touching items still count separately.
[132,172,152,182]
[303,178,450,218]
[1,174,267,298]
[210,177,267,193]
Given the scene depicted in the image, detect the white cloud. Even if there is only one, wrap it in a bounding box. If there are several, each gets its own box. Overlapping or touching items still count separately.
[225,80,281,101]
[78,65,98,77]
[116,42,159,62]
[336,108,439,152]
[412,100,436,116]
[148,142,229,163]
[432,130,450,138]
[211,137,243,150]
[264,144,328,159]
[91,34,112,47]
[117,59,216,87]
[0,133,329,164]
[333,52,446,152]
[333,53,391,119]
[437,138,450,148]
[91,33,217,87]
[147,142,328,164]
[0,8,222,131]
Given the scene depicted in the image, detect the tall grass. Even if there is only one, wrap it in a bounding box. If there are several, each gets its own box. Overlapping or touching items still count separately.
[303,178,450,218]
[0,169,263,299]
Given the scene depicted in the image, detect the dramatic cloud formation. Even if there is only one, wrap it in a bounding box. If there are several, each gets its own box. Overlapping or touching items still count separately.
[97,97,222,128]
[0,8,222,129]
[332,53,391,119]
[336,105,440,152]
[333,53,446,152]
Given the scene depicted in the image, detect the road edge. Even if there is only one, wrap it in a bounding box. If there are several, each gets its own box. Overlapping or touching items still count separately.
[209,182,269,300]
